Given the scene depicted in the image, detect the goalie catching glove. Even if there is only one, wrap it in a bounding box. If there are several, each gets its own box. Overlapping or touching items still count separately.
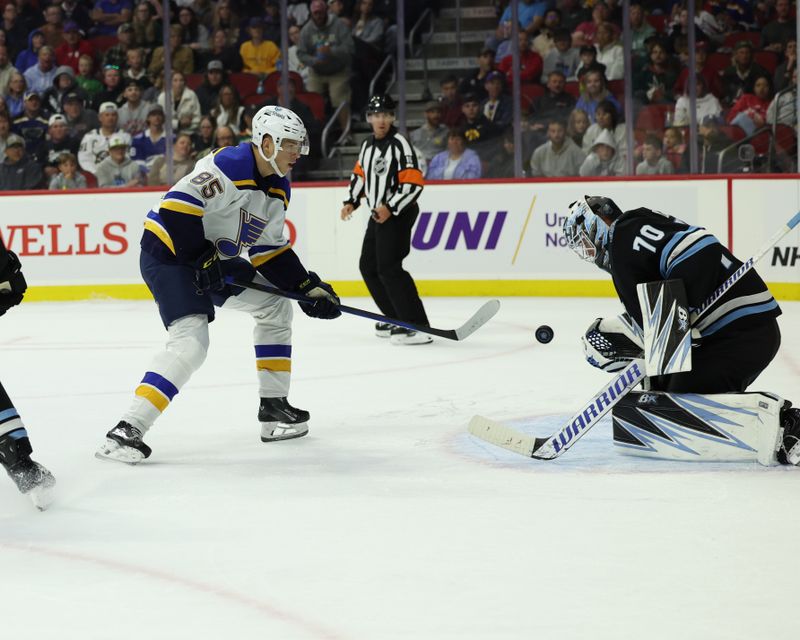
[582,313,644,372]
[296,272,341,319]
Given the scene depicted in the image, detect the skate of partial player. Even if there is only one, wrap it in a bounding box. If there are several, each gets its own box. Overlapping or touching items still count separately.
[97,105,341,465]
[561,195,800,465]
[0,240,56,509]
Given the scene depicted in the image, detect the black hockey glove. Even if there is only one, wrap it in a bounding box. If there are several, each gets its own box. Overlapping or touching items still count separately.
[193,242,225,293]
[0,251,27,317]
[296,272,341,319]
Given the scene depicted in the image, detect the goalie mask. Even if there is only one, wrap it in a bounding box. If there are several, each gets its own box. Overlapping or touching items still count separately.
[251,105,309,177]
[563,196,623,271]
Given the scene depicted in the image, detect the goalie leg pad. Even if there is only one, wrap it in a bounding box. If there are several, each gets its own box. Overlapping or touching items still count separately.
[636,279,693,377]
[612,390,784,465]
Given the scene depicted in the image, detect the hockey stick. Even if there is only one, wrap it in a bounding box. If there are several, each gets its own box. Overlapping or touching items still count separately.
[470,210,800,460]
[224,277,501,341]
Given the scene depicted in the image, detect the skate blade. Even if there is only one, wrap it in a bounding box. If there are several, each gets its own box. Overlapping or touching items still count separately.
[260,421,309,442]
[95,438,146,465]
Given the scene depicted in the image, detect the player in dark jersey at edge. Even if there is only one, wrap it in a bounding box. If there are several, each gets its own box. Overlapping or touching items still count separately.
[562,195,800,465]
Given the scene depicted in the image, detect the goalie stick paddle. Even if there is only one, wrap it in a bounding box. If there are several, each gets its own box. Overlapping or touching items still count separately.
[470,210,800,460]
[225,277,501,341]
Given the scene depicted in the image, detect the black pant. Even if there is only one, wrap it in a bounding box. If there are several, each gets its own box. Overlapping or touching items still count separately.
[359,203,429,326]
[649,319,781,393]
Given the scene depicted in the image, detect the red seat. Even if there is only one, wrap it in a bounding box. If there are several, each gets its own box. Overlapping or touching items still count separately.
[564,81,580,98]
[706,52,730,76]
[262,71,305,96]
[753,51,779,75]
[608,79,625,96]
[723,32,761,51]
[81,170,97,189]
[720,125,746,142]
[520,83,544,110]
[229,72,261,98]
[296,91,325,121]
[635,104,672,131]
[645,14,667,33]
[750,129,771,154]
[774,123,797,153]
[89,35,117,54]
[242,94,268,107]
[185,73,204,91]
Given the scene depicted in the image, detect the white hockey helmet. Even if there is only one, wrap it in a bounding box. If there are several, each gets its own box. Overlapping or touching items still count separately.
[251,105,309,176]
[563,196,619,270]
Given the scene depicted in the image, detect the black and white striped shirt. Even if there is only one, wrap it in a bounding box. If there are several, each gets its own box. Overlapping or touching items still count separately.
[345,126,424,214]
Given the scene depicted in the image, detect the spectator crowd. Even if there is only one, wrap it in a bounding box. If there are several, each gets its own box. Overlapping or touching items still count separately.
[0,0,797,190]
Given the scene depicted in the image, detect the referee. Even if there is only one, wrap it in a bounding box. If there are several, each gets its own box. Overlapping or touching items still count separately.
[341,94,431,345]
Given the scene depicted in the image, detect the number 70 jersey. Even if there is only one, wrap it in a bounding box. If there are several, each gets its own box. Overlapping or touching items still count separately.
[142,143,293,269]
[607,207,780,339]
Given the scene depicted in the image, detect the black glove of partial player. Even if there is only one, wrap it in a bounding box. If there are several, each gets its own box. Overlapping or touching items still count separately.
[193,242,225,293]
[0,251,27,317]
[296,272,341,319]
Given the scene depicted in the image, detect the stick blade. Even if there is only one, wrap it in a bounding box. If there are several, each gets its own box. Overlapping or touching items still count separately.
[468,415,536,457]
[454,300,501,341]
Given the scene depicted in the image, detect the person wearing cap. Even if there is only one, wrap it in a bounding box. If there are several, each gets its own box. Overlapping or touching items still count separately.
[460,92,502,160]
[95,133,142,188]
[11,91,48,153]
[55,20,95,73]
[459,49,495,102]
[42,64,85,115]
[480,70,512,129]
[195,60,228,115]
[117,78,153,136]
[40,3,65,49]
[0,133,43,190]
[298,0,354,134]
[89,0,133,37]
[341,94,430,345]
[239,16,281,75]
[148,24,194,80]
[721,40,770,106]
[130,103,167,168]
[77,101,131,174]
[409,101,448,165]
[62,90,99,140]
[23,45,57,95]
[38,113,80,179]
[91,63,124,110]
[102,22,134,70]
[578,127,624,176]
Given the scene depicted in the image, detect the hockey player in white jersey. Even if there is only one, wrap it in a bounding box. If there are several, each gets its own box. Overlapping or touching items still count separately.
[97,105,341,465]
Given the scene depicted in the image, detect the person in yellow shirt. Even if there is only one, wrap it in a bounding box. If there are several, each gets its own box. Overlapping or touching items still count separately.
[239,17,280,75]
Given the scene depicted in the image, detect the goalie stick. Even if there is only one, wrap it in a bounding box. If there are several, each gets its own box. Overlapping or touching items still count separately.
[470,210,800,460]
[224,277,500,341]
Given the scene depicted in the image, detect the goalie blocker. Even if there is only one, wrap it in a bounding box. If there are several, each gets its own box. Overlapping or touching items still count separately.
[613,390,800,466]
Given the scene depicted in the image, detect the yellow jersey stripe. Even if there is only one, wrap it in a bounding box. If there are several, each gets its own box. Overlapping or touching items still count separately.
[135,384,170,412]
[256,359,292,372]
[267,187,288,208]
[234,179,258,187]
[143,219,176,254]
[250,244,292,267]
[161,200,204,216]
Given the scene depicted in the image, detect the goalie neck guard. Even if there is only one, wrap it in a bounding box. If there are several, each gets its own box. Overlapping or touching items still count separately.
[251,105,309,177]
[563,195,623,271]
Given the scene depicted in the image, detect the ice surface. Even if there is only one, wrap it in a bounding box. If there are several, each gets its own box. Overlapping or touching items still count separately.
[1,297,798,639]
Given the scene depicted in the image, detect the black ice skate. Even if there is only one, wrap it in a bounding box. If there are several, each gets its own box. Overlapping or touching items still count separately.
[0,430,56,511]
[375,322,393,338]
[96,421,152,465]
[779,403,800,466]
[389,326,433,345]
[259,397,310,442]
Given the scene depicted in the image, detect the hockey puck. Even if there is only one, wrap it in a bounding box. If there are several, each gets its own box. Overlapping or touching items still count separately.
[535,325,554,344]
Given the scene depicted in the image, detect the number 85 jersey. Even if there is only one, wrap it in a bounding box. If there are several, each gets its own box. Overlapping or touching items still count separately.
[141,143,303,286]
[608,207,780,339]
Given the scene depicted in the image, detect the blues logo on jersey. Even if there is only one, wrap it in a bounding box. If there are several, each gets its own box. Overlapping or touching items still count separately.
[216,208,268,257]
